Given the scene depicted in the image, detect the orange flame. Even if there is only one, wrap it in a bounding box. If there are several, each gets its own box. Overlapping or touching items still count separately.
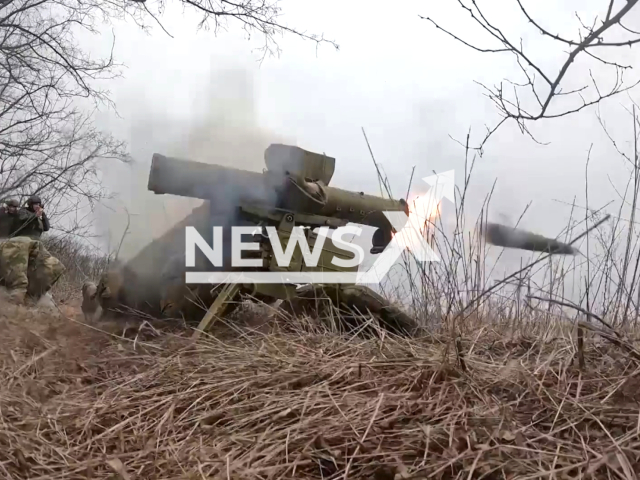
[411,194,440,244]
[391,194,441,247]
[409,195,441,220]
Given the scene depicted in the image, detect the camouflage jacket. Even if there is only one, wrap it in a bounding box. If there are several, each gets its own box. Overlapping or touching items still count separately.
[13,208,50,239]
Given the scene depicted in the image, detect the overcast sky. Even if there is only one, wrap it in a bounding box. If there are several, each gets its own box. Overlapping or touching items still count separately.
[82,0,640,281]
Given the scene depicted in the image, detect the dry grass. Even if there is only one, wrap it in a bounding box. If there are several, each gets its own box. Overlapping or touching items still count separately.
[0,297,639,479]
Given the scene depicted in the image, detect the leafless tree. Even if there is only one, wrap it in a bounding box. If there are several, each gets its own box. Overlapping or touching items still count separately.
[422,0,640,150]
[0,0,131,237]
[0,0,337,238]
[119,0,339,59]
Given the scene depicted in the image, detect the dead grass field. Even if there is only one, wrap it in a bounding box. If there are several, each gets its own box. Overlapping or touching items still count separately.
[0,295,639,479]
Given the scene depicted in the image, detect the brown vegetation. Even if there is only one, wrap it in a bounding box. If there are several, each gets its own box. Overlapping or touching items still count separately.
[1,294,640,479]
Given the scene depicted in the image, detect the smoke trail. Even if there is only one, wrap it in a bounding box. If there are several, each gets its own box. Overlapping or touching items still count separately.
[96,66,292,263]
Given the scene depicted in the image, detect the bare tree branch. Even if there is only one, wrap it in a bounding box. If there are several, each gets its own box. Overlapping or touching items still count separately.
[109,0,339,61]
[0,0,131,237]
[0,0,338,239]
[421,0,640,151]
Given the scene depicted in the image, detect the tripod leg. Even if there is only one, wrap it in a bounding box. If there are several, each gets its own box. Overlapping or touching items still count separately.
[191,282,241,340]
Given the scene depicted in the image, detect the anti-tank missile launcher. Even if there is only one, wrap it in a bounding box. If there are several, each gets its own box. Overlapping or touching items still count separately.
[94,144,416,336]
[91,143,577,338]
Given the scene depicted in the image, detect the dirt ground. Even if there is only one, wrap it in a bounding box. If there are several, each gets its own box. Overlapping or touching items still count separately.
[1,293,640,479]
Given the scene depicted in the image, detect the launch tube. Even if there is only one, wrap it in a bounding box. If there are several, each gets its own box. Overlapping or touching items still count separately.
[148,153,270,206]
[148,153,409,232]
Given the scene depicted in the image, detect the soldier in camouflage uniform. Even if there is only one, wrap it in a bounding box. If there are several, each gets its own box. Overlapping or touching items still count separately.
[0,195,65,304]
[15,195,51,237]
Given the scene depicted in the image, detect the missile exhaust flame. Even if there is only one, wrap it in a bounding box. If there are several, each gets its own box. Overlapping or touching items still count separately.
[389,192,577,258]
[392,194,441,251]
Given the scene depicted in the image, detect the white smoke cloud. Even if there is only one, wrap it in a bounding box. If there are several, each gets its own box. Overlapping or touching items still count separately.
[95,65,294,261]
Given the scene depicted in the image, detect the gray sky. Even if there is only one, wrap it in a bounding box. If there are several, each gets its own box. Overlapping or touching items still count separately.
[82,0,640,285]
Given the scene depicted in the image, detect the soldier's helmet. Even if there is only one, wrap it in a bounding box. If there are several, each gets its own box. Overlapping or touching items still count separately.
[4,199,19,208]
[27,195,42,206]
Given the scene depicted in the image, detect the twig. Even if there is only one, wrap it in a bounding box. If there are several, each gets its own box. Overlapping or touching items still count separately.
[527,294,618,336]
[577,320,640,363]
[362,128,392,199]
[343,393,383,479]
